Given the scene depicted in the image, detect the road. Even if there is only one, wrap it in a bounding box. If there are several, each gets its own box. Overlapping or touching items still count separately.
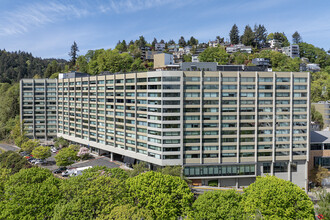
[0,143,20,152]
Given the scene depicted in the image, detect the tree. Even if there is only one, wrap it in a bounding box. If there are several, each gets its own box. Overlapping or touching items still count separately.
[272,32,290,47]
[76,55,88,73]
[0,151,30,174]
[130,58,146,72]
[254,24,268,48]
[178,36,186,47]
[54,136,69,148]
[187,36,198,46]
[241,175,315,219]
[77,147,90,160]
[309,166,330,186]
[216,35,224,43]
[229,24,240,44]
[298,42,330,68]
[99,204,153,220]
[137,36,147,48]
[151,38,157,48]
[199,47,229,64]
[53,167,128,219]
[10,117,28,148]
[69,41,79,66]
[192,190,243,219]
[183,54,192,62]
[168,39,175,45]
[21,139,40,153]
[292,31,302,44]
[68,144,80,152]
[128,162,149,177]
[55,147,79,167]
[126,171,194,219]
[241,25,254,46]
[31,146,51,160]
[0,167,62,219]
[315,188,330,219]
[311,105,324,129]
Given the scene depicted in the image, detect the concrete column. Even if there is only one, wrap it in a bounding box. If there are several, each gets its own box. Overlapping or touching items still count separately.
[236,178,239,189]
[110,152,114,161]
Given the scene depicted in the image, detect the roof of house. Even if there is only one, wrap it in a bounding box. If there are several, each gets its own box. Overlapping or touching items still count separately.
[311,131,330,143]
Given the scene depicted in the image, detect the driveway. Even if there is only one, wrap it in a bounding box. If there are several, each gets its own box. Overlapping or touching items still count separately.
[0,143,20,152]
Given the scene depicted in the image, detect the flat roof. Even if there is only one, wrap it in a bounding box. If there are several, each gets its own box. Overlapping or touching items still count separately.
[311,131,330,143]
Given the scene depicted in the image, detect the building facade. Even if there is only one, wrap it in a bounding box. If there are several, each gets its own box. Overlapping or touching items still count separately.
[282,45,300,58]
[312,101,330,128]
[55,70,310,188]
[20,79,58,141]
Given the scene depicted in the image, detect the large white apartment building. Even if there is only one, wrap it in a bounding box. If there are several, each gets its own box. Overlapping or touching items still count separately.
[21,70,310,188]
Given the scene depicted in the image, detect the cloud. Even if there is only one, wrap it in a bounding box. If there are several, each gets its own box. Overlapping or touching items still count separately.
[0,1,88,36]
[98,0,184,13]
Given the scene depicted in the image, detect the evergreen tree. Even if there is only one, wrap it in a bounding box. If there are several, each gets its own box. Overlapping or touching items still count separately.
[292,31,302,44]
[229,24,240,44]
[216,36,224,43]
[241,25,254,46]
[254,24,268,48]
[152,38,157,48]
[187,36,198,46]
[178,36,186,47]
[69,41,79,66]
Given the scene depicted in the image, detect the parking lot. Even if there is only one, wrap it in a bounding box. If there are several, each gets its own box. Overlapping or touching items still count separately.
[37,152,121,175]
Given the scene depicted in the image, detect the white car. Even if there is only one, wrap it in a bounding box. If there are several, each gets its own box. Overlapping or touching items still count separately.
[51,148,58,153]
[34,159,45,165]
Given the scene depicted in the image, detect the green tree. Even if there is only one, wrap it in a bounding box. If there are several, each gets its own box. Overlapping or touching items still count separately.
[192,190,243,219]
[10,116,28,147]
[31,146,51,160]
[49,72,59,79]
[99,204,153,220]
[311,105,324,129]
[315,188,330,219]
[178,36,186,47]
[76,55,88,73]
[151,38,157,48]
[241,175,315,219]
[128,161,149,178]
[55,147,79,167]
[183,54,192,62]
[309,166,330,186]
[137,36,147,48]
[299,42,330,68]
[69,41,79,66]
[68,144,80,152]
[292,31,302,44]
[131,58,146,72]
[0,168,11,199]
[241,25,254,46]
[54,136,69,148]
[254,24,268,48]
[0,151,30,174]
[126,171,194,219]
[0,167,62,219]
[44,60,61,78]
[187,36,198,46]
[21,139,40,153]
[229,24,240,44]
[199,47,229,64]
[54,167,128,219]
[310,71,330,102]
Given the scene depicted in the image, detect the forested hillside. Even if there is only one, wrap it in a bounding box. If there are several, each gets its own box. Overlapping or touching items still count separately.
[0,50,67,83]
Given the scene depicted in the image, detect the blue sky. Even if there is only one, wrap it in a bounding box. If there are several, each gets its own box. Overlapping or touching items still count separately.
[1,0,329,59]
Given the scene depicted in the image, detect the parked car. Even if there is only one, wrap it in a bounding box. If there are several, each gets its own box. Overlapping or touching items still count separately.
[20,151,30,157]
[62,169,76,177]
[52,167,67,174]
[29,158,37,163]
[51,148,58,153]
[34,159,46,165]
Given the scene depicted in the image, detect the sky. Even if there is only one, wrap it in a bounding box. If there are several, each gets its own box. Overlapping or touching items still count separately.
[0,0,330,60]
